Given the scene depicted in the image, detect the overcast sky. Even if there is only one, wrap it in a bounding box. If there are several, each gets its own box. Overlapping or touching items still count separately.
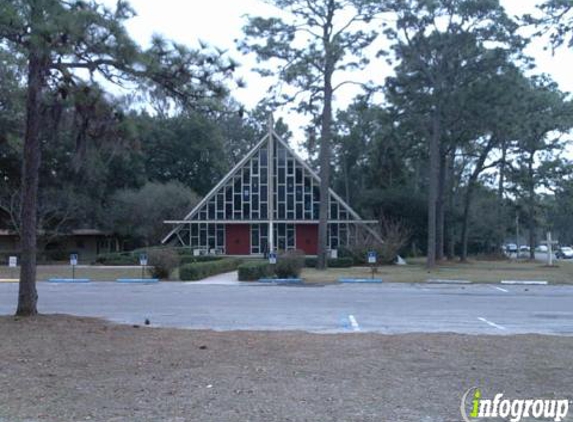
[108,0,573,142]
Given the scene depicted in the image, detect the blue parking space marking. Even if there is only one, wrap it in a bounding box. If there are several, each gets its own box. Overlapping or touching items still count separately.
[116,278,159,284]
[338,278,383,284]
[47,278,91,283]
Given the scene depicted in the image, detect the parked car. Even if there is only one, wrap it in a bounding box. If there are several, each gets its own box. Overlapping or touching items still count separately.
[556,247,573,259]
[504,243,517,253]
[535,245,548,252]
[519,245,530,252]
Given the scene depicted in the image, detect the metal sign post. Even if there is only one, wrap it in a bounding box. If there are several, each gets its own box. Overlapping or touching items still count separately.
[70,253,78,280]
[269,251,277,265]
[368,251,377,279]
[139,253,148,279]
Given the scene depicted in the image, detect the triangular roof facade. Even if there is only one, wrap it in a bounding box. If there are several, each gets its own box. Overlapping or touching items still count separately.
[163,127,377,245]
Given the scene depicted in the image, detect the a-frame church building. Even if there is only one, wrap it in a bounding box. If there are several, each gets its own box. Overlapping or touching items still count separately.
[162,121,378,256]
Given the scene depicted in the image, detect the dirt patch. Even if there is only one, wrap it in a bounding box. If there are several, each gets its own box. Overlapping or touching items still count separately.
[1,315,572,422]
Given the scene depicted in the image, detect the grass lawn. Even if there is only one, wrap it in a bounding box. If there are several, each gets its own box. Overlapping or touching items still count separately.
[302,258,573,284]
[2,258,573,284]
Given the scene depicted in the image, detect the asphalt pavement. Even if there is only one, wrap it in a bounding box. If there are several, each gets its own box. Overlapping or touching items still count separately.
[2,280,573,335]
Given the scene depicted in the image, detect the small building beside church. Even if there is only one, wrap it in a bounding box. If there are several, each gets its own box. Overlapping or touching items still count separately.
[162,122,378,256]
[0,229,119,262]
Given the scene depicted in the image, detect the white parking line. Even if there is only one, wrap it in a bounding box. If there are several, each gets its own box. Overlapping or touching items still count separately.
[491,286,509,293]
[348,315,361,331]
[478,317,506,330]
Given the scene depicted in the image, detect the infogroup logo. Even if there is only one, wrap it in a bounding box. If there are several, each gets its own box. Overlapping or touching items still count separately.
[461,387,570,422]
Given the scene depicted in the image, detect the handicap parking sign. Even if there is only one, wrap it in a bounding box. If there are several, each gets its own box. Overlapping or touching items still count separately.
[70,253,78,266]
[368,251,377,264]
[269,251,277,264]
[139,253,148,266]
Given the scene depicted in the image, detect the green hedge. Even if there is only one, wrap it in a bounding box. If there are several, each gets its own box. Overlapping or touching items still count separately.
[304,257,354,268]
[95,252,138,265]
[180,255,223,265]
[237,260,273,281]
[179,258,242,281]
[175,249,200,257]
[329,257,354,268]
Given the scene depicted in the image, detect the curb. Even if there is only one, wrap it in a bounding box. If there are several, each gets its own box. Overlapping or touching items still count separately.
[500,280,548,286]
[116,278,159,284]
[0,279,19,283]
[47,278,91,283]
[339,278,383,284]
[426,279,472,284]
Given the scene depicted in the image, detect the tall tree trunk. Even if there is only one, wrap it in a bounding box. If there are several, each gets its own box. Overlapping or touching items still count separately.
[446,152,456,260]
[460,137,498,261]
[436,151,446,261]
[496,140,507,254]
[316,4,335,270]
[17,9,45,316]
[528,154,536,261]
[426,112,441,269]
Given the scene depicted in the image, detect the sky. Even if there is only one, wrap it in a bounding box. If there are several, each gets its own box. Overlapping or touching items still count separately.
[107,0,573,144]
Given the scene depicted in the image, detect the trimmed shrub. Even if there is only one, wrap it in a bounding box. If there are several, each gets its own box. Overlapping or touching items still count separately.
[148,248,180,279]
[176,248,195,256]
[95,252,138,265]
[180,255,223,265]
[304,257,354,268]
[327,257,354,268]
[275,250,305,278]
[238,260,272,281]
[180,258,242,281]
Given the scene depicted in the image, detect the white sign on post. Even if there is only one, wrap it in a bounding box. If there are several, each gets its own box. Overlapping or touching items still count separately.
[269,251,277,265]
[368,251,377,264]
[8,256,17,268]
[70,254,78,266]
[139,253,148,266]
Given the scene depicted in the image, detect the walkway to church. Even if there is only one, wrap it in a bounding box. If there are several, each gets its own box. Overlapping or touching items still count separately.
[1,278,573,335]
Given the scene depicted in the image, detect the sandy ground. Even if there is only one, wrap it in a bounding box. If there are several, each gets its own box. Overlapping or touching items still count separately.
[1,315,572,422]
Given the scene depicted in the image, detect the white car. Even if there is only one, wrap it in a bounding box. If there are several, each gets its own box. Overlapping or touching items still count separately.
[504,243,517,253]
[536,245,548,252]
[556,247,573,259]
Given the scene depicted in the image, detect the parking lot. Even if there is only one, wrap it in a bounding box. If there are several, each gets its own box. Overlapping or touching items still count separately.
[2,280,573,335]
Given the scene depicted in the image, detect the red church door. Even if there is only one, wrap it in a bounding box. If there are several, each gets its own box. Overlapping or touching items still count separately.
[226,224,250,255]
[296,224,318,255]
